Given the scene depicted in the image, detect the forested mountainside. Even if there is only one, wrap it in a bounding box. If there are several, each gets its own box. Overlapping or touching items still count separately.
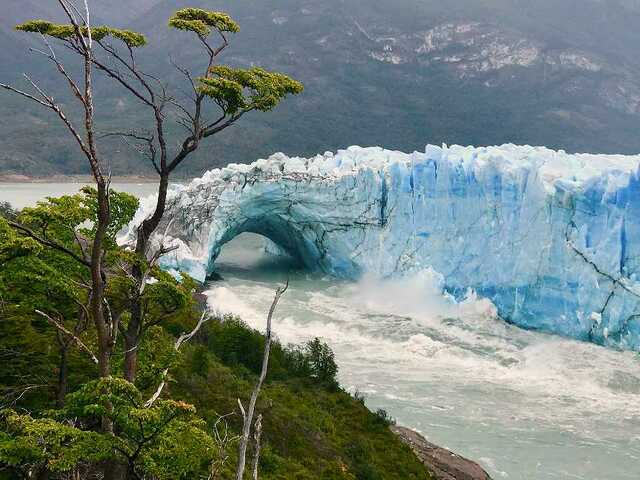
[2,0,640,175]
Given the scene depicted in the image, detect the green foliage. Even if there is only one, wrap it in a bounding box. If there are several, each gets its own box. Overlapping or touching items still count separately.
[17,187,138,250]
[75,186,139,247]
[145,278,190,316]
[132,326,180,393]
[0,409,112,473]
[0,189,139,413]
[0,379,215,479]
[15,20,146,47]
[0,202,17,221]
[203,318,337,387]
[0,310,429,479]
[373,409,395,427]
[168,8,240,36]
[305,337,339,388]
[205,317,268,374]
[0,195,94,411]
[20,194,89,233]
[199,66,304,114]
[84,378,218,480]
[0,217,41,265]
[96,27,147,48]
[174,321,431,480]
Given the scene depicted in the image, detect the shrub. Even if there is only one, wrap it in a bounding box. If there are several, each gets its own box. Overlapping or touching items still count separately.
[0,202,17,220]
[305,337,339,389]
[373,409,395,427]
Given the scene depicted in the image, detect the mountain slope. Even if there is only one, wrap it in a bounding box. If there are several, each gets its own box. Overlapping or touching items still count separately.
[1,0,640,176]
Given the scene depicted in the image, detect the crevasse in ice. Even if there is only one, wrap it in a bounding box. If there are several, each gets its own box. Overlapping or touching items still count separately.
[124,144,640,350]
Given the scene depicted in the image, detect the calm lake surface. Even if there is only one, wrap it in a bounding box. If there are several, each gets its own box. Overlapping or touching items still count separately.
[4,183,640,479]
[0,182,160,209]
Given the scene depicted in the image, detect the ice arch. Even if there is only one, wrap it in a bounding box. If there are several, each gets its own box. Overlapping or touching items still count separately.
[129,145,640,351]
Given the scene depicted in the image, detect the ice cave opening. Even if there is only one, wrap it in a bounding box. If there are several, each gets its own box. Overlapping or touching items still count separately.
[209,232,303,281]
[202,210,328,279]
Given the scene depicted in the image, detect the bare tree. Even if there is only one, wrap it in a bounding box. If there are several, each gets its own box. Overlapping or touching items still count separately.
[251,414,263,480]
[208,412,241,480]
[235,281,288,480]
[0,1,117,387]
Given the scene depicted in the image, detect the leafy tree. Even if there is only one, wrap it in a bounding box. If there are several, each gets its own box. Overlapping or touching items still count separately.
[9,5,302,385]
[113,7,303,385]
[306,338,339,389]
[0,378,216,480]
[0,188,139,410]
[0,189,218,480]
[1,2,302,388]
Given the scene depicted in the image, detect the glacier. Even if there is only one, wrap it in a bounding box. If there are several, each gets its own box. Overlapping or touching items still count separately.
[126,144,640,351]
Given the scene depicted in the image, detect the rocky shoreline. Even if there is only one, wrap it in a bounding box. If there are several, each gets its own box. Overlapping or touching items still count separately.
[392,426,492,480]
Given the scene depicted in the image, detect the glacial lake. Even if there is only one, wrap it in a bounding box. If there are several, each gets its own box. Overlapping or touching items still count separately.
[3,183,640,479]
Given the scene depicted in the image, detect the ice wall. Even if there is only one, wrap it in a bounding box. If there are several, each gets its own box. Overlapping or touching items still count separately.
[132,145,640,350]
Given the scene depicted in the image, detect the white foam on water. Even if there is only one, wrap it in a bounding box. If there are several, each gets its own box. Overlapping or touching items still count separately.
[205,235,640,479]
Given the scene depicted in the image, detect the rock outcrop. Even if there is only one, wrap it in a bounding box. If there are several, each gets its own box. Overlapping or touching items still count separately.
[392,426,491,480]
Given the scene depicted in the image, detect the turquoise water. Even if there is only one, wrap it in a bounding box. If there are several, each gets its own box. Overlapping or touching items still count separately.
[4,185,640,479]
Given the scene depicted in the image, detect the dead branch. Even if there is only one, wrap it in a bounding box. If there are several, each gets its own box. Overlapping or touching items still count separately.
[208,412,241,480]
[1,69,94,165]
[144,311,211,407]
[235,280,288,480]
[35,310,98,365]
[0,384,49,409]
[251,414,263,480]
[0,82,53,108]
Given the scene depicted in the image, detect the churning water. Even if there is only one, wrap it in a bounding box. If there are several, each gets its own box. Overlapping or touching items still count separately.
[207,233,640,480]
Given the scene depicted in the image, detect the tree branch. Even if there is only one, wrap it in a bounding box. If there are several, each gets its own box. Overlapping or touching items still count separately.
[144,311,212,407]
[0,83,53,109]
[34,34,86,106]
[0,384,49,409]
[100,131,160,174]
[251,414,263,480]
[8,220,92,268]
[94,40,155,106]
[202,112,245,138]
[35,309,99,365]
[236,281,288,480]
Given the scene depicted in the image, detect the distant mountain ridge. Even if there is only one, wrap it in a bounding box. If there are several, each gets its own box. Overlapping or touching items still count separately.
[1,0,640,176]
